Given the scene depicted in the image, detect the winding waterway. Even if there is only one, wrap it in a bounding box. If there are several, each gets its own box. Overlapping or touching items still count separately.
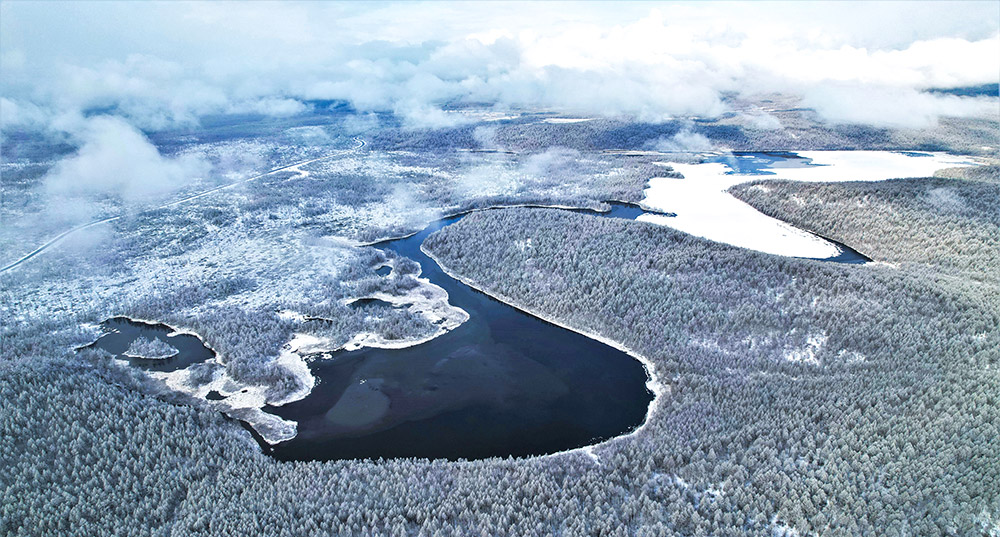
[259,192,868,461]
[264,203,654,461]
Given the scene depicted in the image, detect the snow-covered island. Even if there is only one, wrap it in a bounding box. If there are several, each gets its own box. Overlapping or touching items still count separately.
[122,336,180,360]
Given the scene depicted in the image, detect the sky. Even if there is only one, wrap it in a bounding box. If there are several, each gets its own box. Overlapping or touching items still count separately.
[1,1,998,133]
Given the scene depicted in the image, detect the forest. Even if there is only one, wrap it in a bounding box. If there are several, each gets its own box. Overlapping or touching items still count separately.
[422,201,999,536]
[4,176,998,535]
[729,176,1000,281]
[123,336,179,360]
[2,98,999,536]
[3,2,1000,533]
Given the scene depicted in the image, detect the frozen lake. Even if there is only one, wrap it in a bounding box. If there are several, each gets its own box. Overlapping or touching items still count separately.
[639,151,976,259]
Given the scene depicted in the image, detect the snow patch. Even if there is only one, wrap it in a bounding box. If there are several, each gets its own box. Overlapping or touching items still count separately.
[973,509,1000,537]
[837,349,866,364]
[770,517,804,537]
[280,161,314,182]
[581,445,601,465]
[691,337,725,354]
[276,309,307,322]
[542,117,597,124]
[783,332,828,365]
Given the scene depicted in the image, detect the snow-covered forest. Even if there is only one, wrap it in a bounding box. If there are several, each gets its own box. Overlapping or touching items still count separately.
[2,2,999,536]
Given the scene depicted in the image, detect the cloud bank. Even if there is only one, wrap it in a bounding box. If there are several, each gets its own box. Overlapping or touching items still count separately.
[1,1,997,132]
[44,116,208,203]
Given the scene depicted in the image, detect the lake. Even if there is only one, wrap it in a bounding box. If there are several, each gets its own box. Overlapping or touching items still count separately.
[264,203,656,461]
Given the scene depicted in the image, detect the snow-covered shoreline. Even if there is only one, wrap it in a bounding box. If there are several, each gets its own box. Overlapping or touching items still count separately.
[639,150,980,259]
[115,264,472,445]
[339,271,470,351]
[421,244,666,462]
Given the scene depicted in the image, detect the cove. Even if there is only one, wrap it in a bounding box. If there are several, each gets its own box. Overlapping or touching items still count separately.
[85,317,215,373]
[264,203,655,461]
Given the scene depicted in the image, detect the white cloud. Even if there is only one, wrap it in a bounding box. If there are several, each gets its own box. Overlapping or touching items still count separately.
[740,112,783,130]
[43,116,208,203]
[803,85,999,128]
[242,97,308,117]
[284,125,333,145]
[341,112,381,134]
[473,125,500,150]
[521,147,582,178]
[0,1,996,131]
[0,97,47,129]
[647,124,716,152]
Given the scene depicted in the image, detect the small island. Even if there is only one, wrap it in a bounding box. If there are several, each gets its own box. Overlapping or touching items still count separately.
[122,336,180,360]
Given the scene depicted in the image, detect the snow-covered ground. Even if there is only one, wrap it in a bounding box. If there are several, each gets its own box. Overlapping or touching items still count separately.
[147,332,323,444]
[639,151,979,259]
[145,269,470,444]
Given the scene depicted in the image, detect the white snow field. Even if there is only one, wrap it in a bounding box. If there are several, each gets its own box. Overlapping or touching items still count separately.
[639,151,979,259]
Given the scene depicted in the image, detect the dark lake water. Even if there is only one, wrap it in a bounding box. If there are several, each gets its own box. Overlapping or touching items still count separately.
[264,203,656,461]
[812,235,870,264]
[85,317,215,373]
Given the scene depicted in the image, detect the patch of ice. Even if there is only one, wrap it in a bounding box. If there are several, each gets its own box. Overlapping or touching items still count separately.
[542,117,597,124]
